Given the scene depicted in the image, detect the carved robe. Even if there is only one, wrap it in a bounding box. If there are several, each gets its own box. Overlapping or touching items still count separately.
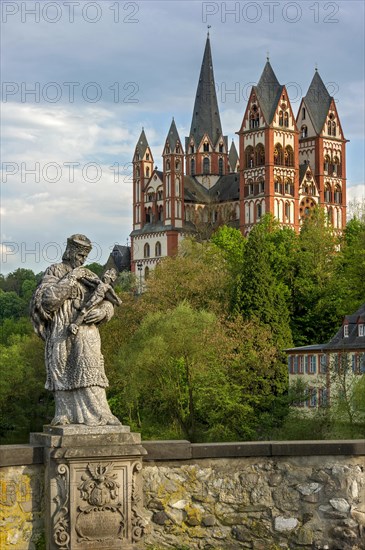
[31,262,119,425]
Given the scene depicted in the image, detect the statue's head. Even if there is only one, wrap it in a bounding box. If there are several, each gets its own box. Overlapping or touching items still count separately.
[62,234,92,268]
[103,268,118,285]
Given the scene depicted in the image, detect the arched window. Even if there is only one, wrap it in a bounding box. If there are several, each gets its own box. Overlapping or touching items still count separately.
[176,146,180,154]
[285,146,294,167]
[203,157,210,174]
[158,205,164,221]
[324,183,331,203]
[218,157,224,176]
[166,160,170,171]
[258,178,265,193]
[302,107,306,120]
[245,146,254,168]
[144,266,150,279]
[203,142,209,152]
[136,166,140,177]
[284,112,289,127]
[285,202,290,221]
[334,185,342,204]
[146,167,150,178]
[274,144,283,166]
[175,160,180,171]
[279,111,284,126]
[155,241,161,257]
[144,243,150,258]
[274,177,282,194]
[257,203,262,219]
[235,203,240,220]
[333,156,340,176]
[146,153,150,160]
[219,143,224,153]
[301,125,308,138]
[332,121,336,136]
[255,144,265,166]
[285,178,293,195]
[157,188,163,201]
[324,155,330,173]
[175,178,180,195]
[191,158,195,176]
[190,145,194,154]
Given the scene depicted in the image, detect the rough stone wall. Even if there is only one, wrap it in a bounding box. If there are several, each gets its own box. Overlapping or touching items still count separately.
[1,444,364,550]
[143,457,365,550]
[0,464,45,550]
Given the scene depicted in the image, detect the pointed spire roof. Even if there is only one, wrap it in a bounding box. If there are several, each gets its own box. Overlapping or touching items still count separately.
[135,128,150,158]
[228,140,239,172]
[304,70,332,135]
[254,61,283,124]
[189,35,223,146]
[166,118,182,151]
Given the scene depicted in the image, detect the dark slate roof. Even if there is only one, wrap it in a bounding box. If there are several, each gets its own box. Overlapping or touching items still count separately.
[228,141,239,172]
[183,174,239,204]
[105,245,131,272]
[184,175,209,203]
[303,71,332,135]
[166,119,182,151]
[286,304,365,353]
[188,36,223,146]
[326,303,365,351]
[209,173,240,202]
[135,129,150,158]
[299,163,310,183]
[254,61,283,124]
[155,170,163,181]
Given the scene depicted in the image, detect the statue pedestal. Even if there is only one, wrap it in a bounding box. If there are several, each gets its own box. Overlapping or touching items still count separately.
[30,425,147,550]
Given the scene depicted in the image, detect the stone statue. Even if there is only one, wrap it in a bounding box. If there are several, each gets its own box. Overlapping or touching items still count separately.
[30,234,121,426]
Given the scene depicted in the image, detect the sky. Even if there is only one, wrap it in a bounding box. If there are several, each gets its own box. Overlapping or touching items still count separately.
[1,0,364,274]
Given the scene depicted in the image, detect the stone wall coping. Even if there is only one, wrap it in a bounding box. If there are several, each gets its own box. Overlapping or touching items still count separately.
[1,439,364,467]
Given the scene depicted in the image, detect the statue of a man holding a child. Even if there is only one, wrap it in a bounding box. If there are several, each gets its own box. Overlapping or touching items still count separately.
[31,234,121,426]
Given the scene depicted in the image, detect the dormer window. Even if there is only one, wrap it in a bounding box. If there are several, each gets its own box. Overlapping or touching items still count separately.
[359,324,364,337]
[343,324,349,338]
[203,143,209,152]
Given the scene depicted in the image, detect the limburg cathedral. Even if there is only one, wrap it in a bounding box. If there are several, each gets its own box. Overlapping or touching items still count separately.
[130,35,347,281]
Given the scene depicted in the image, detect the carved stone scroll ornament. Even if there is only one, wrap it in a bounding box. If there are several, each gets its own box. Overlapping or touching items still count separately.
[75,462,125,543]
[53,464,70,550]
[131,460,147,542]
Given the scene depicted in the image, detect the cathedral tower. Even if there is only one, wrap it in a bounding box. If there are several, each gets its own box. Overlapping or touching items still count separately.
[238,59,299,233]
[297,70,347,228]
[185,33,228,188]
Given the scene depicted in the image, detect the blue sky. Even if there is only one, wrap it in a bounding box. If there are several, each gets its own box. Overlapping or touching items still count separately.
[1,0,364,273]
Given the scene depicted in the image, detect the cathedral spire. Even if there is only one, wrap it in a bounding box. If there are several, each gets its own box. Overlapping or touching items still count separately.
[303,70,332,134]
[255,60,283,124]
[135,128,150,158]
[189,35,223,146]
[166,118,182,151]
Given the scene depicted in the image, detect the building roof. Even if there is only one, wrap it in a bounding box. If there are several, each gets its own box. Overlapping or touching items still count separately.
[228,141,239,172]
[209,173,240,202]
[303,70,332,135]
[254,61,283,124]
[286,303,365,353]
[327,303,365,351]
[166,118,182,151]
[135,129,150,158]
[188,35,223,146]
[105,245,131,272]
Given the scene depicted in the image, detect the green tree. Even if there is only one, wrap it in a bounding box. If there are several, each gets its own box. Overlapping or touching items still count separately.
[234,215,293,350]
[111,304,288,442]
[291,208,341,345]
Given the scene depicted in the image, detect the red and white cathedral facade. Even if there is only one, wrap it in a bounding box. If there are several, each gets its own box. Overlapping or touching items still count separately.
[130,35,347,281]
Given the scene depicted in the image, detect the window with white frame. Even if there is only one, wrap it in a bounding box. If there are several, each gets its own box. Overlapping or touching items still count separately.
[343,324,349,337]
[308,355,317,374]
[358,323,364,337]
